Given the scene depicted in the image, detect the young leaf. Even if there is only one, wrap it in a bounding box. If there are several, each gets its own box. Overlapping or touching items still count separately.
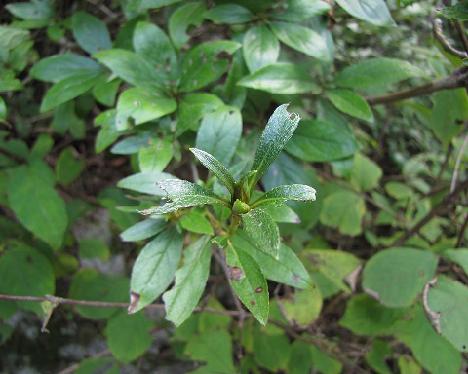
[179,210,214,235]
[141,180,228,215]
[163,236,212,326]
[242,208,280,259]
[252,184,316,208]
[190,148,236,195]
[243,25,280,72]
[168,1,206,48]
[334,0,395,26]
[129,227,183,313]
[326,89,373,122]
[251,104,301,184]
[205,4,254,24]
[225,241,269,324]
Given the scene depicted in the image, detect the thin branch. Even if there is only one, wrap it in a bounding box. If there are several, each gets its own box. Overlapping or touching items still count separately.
[432,18,468,59]
[389,179,468,247]
[367,66,468,105]
[452,19,468,53]
[456,213,468,248]
[450,131,468,193]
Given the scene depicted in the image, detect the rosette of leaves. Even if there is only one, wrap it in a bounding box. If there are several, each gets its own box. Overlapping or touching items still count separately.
[127,104,316,325]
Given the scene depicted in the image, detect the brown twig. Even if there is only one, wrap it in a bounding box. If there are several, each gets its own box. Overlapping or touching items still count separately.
[432,18,468,59]
[367,66,468,105]
[388,179,468,247]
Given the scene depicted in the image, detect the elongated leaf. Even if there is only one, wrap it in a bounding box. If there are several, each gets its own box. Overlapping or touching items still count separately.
[242,208,280,259]
[334,0,395,26]
[72,11,111,54]
[252,184,316,207]
[195,105,242,166]
[272,0,331,21]
[326,89,373,122]
[243,25,280,72]
[286,119,357,162]
[40,71,101,112]
[129,227,183,313]
[232,233,311,289]
[120,218,167,242]
[205,4,254,24]
[176,93,224,134]
[238,63,320,94]
[190,148,236,195]
[133,21,176,70]
[270,21,329,60]
[7,161,68,249]
[142,180,227,215]
[169,1,206,48]
[334,57,424,91]
[251,104,301,184]
[225,241,269,324]
[31,54,101,83]
[95,49,164,91]
[115,87,176,130]
[117,171,175,195]
[163,236,212,326]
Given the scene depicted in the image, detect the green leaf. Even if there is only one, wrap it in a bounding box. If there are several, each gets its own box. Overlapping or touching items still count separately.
[253,327,291,371]
[133,21,176,72]
[366,339,392,374]
[288,341,342,374]
[195,105,242,166]
[138,138,173,172]
[179,210,214,235]
[301,249,361,292]
[252,184,316,208]
[72,11,112,54]
[7,161,68,249]
[176,93,224,134]
[190,148,236,195]
[6,0,54,20]
[350,153,382,192]
[238,63,320,94]
[56,147,85,186]
[115,88,176,130]
[263,203,301,223]
[185,330,236,374]
[393,306,461,374]
[340,294,406,336]
[163,236,212,326]
[279,286,322,327]
[129,227,183,313]
[40,70,101,112]
[30,54,101,83]
[0,242,55,315]
[78,239,110,261]
[69,269,129,319]
[334,0,395,26]
[205,4,254,24]
[92,76,120,106]
[286,119,357,162]
[362,248,438,308]
[117,171,175,195]
[142,180,227,215]
[169,1,206,48]
[251,104,301,183]
[75,357,119,374]
[242,207,280,259]
[270,21,330,60]
[326,89,373,122]
[120,218,167,242]
[0,96,7,121]
[398,356,422,374]
[232,233,311,289]
[243,25,280,73]
[334,57,424,91]
[438,2,468,20]
[225,241,269,325]
[95,49,164,90]
[179,40,241,92]
[105,312,153,363]
[272,0,331,21]
[427,276,468,352]
[443,248,468,275]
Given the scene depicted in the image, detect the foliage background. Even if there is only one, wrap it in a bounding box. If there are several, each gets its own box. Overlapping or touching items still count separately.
[0,0,467,373]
